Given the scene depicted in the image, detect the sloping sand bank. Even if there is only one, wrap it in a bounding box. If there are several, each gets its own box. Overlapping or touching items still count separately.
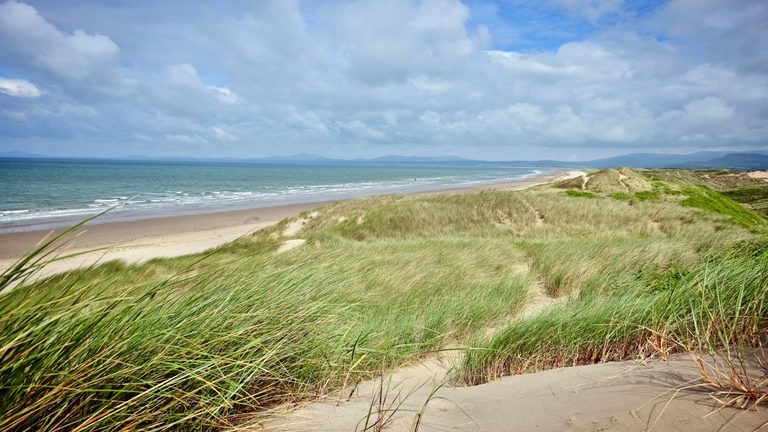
[0,203,319,280]
[257,354,766,432]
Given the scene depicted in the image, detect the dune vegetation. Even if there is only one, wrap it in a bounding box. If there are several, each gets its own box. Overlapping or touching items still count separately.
[1,169,767,430]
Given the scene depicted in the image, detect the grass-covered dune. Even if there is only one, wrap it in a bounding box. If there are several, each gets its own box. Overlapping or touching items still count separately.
[1,169,767,430]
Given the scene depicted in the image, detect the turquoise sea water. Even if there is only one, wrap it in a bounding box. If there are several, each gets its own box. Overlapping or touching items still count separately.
[0,158,550,232]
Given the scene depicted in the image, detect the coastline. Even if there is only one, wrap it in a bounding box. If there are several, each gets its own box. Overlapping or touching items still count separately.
[5,166,765,432]
[0,170,576,275]
[0,164,554,235]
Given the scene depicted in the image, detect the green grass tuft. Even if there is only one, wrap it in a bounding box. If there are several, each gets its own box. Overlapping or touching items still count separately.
[680,185,768,232]
[565,190,598,199]
[634,190,660,201]
[462,241,768,384]
[722,186,768,216]
[610,192,631,201]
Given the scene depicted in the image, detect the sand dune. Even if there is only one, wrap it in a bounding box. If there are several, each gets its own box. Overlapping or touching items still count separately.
[257,354,766,432]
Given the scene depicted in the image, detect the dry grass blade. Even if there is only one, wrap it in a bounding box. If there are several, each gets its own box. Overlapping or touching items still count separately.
[692,351,768,411]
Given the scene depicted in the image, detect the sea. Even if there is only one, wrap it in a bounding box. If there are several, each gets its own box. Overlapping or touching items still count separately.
[0,158,554,233]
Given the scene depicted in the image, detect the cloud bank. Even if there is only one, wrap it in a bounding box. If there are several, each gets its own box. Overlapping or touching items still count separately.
[0,0,766,159]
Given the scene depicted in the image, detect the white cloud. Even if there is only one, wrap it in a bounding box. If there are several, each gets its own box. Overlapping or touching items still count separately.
[161,64,240,103]
[488,42,632,83]
[333,0,486,83]
[164,133,206,144]
[210,126,238,142]
[165,63,204,88]
[335,119,387,141]
[0,0,766,159]
[408,76,453,94]
[208,86,239,104]
[0,0,119,81]
[653,0,768,73]
[0,77,40,97]
[284,110,330,135]
[684,97,734,121]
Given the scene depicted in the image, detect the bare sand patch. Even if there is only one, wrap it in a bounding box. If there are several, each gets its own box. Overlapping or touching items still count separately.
[518,280,562,320]
[283,219,307,237]
[618,172,631,192]
[254,355,766,432]
[559,170,588,181]
[276,239,306,253]
[283,211,320,237]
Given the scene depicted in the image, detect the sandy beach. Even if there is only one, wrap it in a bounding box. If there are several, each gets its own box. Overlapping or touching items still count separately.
[258,353,767,432]
[0,170,572,276]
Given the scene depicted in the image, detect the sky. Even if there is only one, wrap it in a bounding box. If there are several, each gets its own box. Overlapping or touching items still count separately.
[0,0,766,161]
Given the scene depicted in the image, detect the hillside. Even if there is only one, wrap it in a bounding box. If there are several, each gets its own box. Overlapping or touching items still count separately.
[685,152,768,170]
[1,170,766,430]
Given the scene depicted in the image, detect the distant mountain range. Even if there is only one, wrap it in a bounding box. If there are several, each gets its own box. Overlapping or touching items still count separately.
[0,150,48,159]
[1,150,767,169]
[586,151,728,168]
[677,153,768,170]
[584,151,768,170]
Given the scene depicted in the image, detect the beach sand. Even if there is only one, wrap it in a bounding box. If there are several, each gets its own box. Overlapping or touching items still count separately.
[0,170,577,277]
[747,170,768,180]
[0,202,324,279]
[256,353,767,432]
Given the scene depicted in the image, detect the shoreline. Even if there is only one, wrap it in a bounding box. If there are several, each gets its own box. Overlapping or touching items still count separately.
[0,170,553,235]
[0,170,576,274]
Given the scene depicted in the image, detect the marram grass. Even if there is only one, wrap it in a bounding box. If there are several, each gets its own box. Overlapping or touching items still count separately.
[1,169,766,430]
[0,234,530,430]
[461,241,768,384]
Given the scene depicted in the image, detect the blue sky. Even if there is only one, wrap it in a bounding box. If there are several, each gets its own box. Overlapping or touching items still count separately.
[466,0,666,51]
[0,0,766,160]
